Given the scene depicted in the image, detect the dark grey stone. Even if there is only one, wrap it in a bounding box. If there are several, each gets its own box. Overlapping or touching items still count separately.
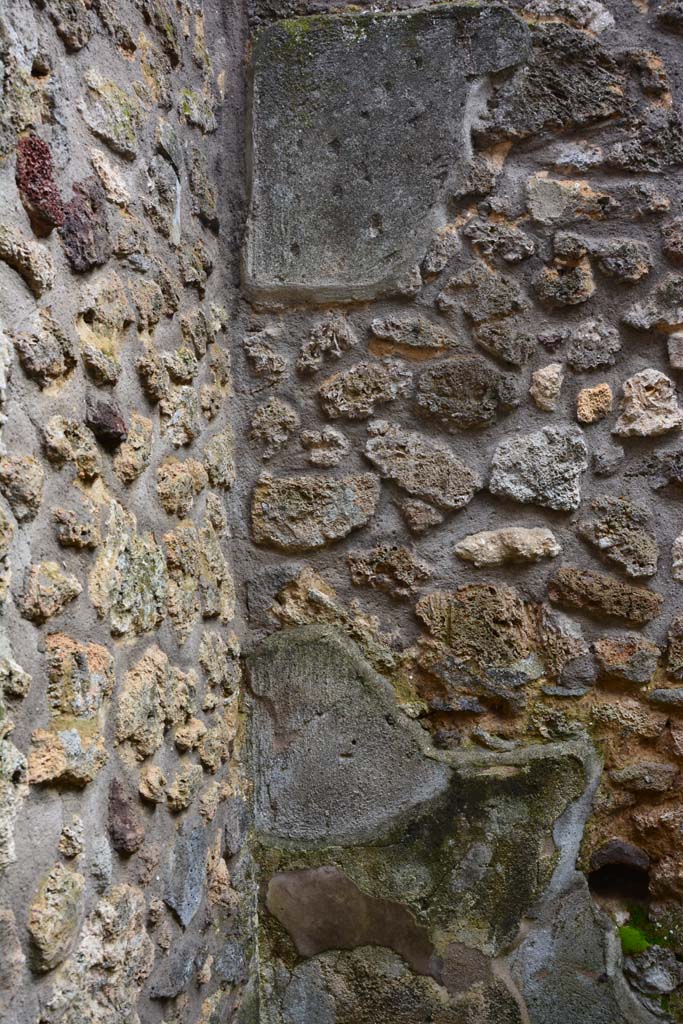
[243,4,529,304]
[246,625,450,843]
[163,820,208,927]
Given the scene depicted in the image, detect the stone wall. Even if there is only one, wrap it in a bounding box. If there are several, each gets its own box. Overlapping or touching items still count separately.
[3,0,683,1021]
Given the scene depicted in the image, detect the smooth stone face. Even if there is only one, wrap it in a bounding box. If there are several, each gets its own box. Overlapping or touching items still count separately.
[244,5,529,304]
[247,625,450,843]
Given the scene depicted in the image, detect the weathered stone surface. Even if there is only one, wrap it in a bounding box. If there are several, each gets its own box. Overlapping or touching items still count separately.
[609,761,678,793]
[297,317,358,374]
[0,223,54,296]
[15,133,64,235]
[578,496,658,578]
[28,723,107,788]
[79,69,143,160]
[115,645,195,760]
[39,885,154,1023]
[113,414,153,484]
[526,173,615,226]
[368,315,454,357]
[415,356,518,431]
[52,496,100,549]
[45,633,113,718]
[473,319,535,367]
[43,417,101,480]
[59,177,112,273]
[244,5,529,303]
[167,763,203,812]
[534,256,595,307]
[400,499,446,534]
[509,887,651,1024]
[251,473,380,552]
[89,502,167,636]
[13,309,76,389]
[267,865,436,971]
[19,562,82,624]
[624,274,683,333]
[593,636,660,686]
[455,527,560,567]
[248,625,449,843]
[85,394,127,448]
[250,397,299,458]
[543,317,622,372]
[0,908,24,1014]
[28,863,84,973]
[479,23,624,143]
[548,567,663,624]
[300,426,350,468]
[108,779,144,855]
[203,427,236,489]
[319,360,411,421]
[577,383,612,424]
[463,216,534,264]
[0,454,44,521]
[347,544,430,599]
[438,263,527,323]
[613,369,683,437]
[365,420,481,510]
[156,458,207,516]
[530,363,563,412]
[164,820,208,926]
[488,426,588,512]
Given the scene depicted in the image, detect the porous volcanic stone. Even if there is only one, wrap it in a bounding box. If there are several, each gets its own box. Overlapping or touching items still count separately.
[365,420,481,510]
[489,426,588,512]
[251,473,380,552]
[548,567,662,624]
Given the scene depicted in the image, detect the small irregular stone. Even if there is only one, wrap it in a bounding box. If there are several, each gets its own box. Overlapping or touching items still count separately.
[347,545,430,599]
[414,356,518,431]
[13,309,76,388]
[548,567,663,624]
[113,414,153,485]
[365,421,481,511]
[0,455,44,521]
[530,363,563,412]
[593,636,660,685]
[578,496,658,577]
[577,383,612,424]
[319,360,411,421]
[455,527,560,567]
[300,427,350,467]
[59,177,112,273]
[0,223,54,296]
[489,425,588,512]
[28,863,85,972]
[613,369,683,437]
[19,563,82,624]
[108,778,144,855]
[251,473,380,552]
[43,417,101,480]
[250,398,299,458]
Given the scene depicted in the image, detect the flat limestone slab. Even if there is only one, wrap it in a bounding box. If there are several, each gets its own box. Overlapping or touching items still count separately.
[244,4,530,305]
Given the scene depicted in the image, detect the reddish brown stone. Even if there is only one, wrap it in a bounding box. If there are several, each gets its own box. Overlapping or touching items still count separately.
[59,177,112,272]
[85,396,128,449]
[548,567,662,625]
[15,134,65,236]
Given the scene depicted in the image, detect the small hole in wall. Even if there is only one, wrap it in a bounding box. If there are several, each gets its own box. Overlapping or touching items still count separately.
[587,863,651,906]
